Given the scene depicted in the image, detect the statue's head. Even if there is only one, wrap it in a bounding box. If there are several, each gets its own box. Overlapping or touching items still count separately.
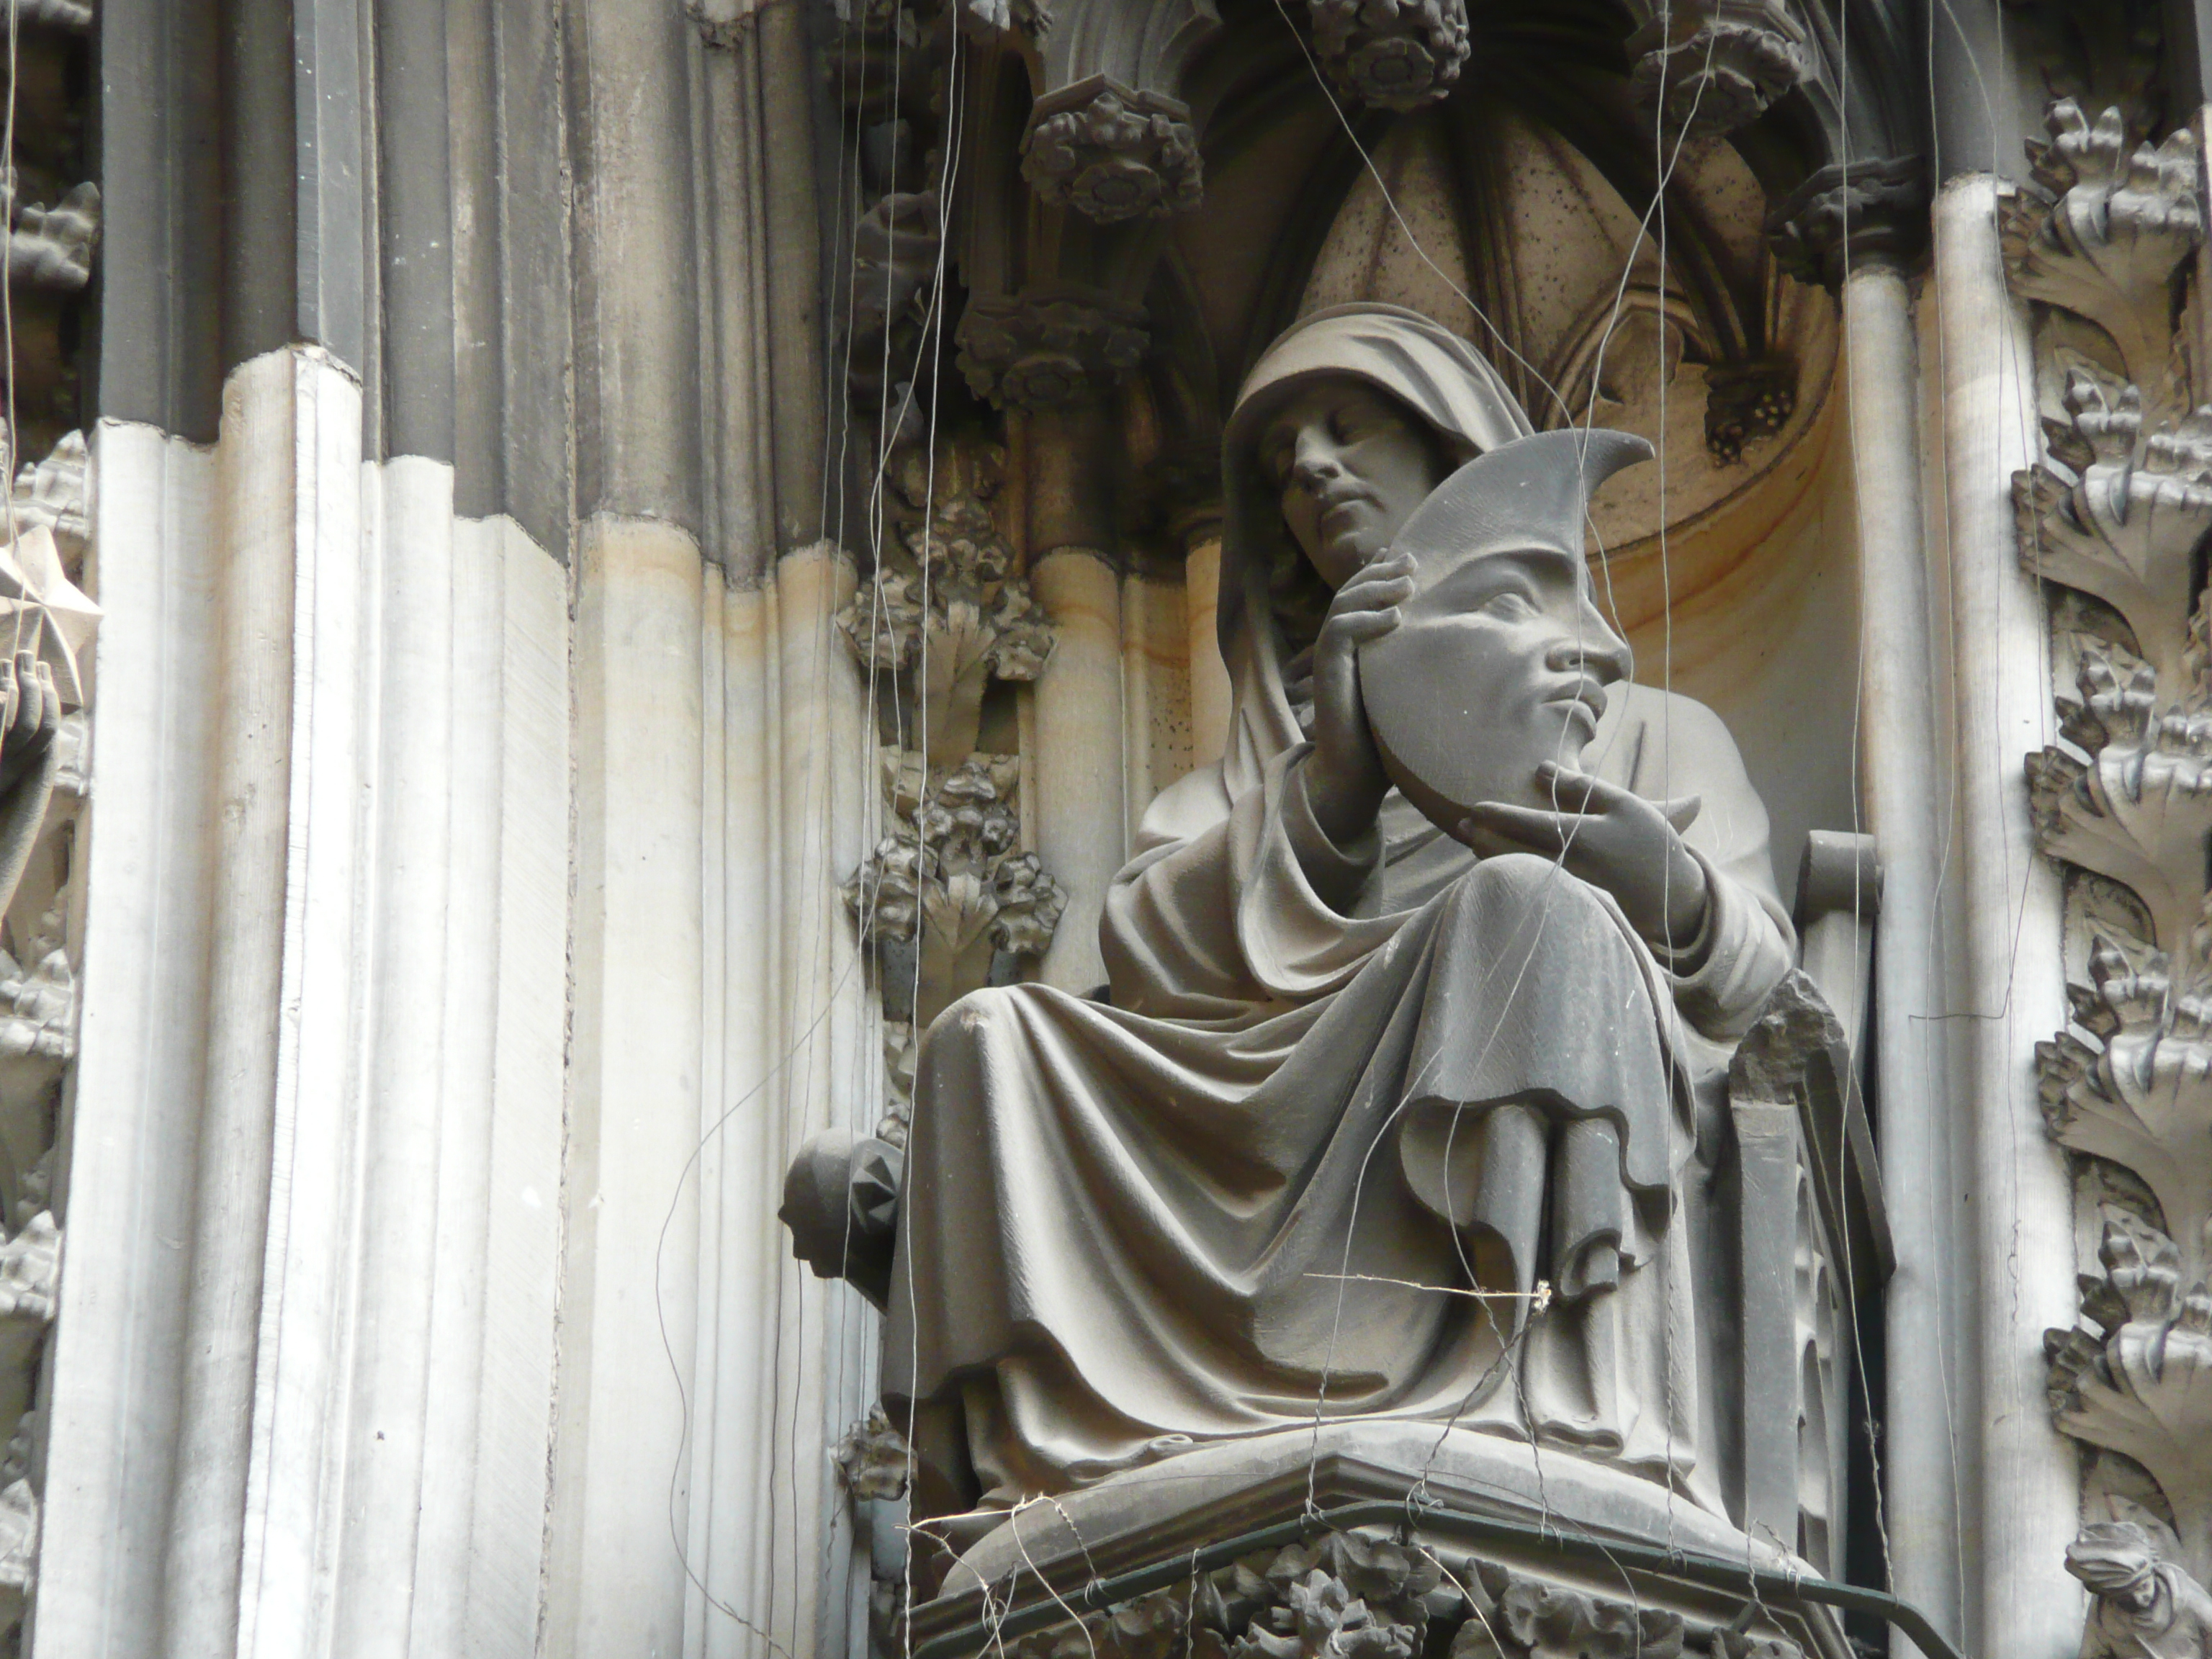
[2067,1522,2167,1614]
[1223,303,1537,647]
[1255,377,1456,589]
[1224,305,1651,819]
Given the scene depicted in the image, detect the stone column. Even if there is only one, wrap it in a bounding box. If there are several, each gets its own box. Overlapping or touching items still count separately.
[1032,548,1126,992]
[1930,175,2080,1658]
[1841,256,1965,1655]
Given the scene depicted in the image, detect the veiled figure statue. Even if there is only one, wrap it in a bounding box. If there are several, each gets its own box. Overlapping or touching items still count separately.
[880,304,1795,1537]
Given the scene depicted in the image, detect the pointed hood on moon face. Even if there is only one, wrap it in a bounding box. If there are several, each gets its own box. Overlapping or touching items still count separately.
[1390,428,1655,588]
[1359,428,1653,830]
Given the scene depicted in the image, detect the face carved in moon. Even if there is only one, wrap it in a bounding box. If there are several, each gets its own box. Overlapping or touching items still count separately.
[1353,431,1644,827]
[1376,539,1633,811]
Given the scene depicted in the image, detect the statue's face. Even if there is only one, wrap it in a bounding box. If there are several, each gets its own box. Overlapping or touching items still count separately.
[1361,539,1633,814]
[1259,381,1443,588]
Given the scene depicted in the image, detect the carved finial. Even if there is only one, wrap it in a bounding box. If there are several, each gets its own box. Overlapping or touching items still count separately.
[1704,363,1797,464]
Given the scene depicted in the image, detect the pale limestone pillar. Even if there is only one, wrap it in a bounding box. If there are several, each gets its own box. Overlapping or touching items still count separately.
[1033,548,1125,992]
[1185,536,1232,769]
[685,546,875,1659]
[44,349,573,1659]
[1842,259,1965,1653]
[556,517,708,1657]
[1930,176,2081,1657]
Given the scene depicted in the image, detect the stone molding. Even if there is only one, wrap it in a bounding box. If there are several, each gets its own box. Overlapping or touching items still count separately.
[909,1528,1812,1659]
[1766,156,1929,289]
[2002,96,2212,1635]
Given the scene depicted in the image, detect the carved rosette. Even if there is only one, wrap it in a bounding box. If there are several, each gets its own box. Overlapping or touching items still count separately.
[1022,81,1202,223]
[2003,97,2212,1623]
[1306,0,1469,113]
[1624,1,1812,140]
[956,288,1149,410]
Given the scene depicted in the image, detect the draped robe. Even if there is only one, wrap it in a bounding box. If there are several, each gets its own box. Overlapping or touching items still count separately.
[884,685,1791,1518]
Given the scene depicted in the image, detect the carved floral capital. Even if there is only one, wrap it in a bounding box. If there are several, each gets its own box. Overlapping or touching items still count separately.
[1624,0,1813,140]
[956,287,1149,410]
[1765,157,1928,289]
[1307,0,1468,112]
[1022,79,1201,223]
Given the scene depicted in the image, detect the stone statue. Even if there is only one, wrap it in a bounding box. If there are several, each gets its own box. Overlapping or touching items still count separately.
[2069,1521,2212,1659]
[870,303,1794,1538]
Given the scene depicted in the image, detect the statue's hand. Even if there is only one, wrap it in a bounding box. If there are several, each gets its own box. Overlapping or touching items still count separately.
[1305,550,1413,845]
[1459,762,1709,950]
[0,654,57,800]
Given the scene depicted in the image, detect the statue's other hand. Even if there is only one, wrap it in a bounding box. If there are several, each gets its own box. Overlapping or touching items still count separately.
[0,654,56,800]
[1458,762,1709,953]
[1306,550,1412,845]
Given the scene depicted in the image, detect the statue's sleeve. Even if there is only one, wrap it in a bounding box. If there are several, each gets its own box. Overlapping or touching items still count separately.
[1100,745,1393,1017]
[1635,692,1794,1040]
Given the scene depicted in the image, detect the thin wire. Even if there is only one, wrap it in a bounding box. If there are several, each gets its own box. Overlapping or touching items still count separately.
[899,22,971,1656]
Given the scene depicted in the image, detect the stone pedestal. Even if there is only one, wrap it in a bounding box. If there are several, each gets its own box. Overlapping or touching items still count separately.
[904,1426,1867,1659]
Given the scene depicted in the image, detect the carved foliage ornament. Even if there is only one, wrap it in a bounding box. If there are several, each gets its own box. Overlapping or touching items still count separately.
[835,438,1053,763]
[956,288,1149,410]
[1307,0,1469,113]
[845,752,1066,963]
[1765,157,1929,290]
[1622,0,1813,140]
[2005,96,2212,1629]
[1022,80,1202,223]
[918,1530,1806,1659]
